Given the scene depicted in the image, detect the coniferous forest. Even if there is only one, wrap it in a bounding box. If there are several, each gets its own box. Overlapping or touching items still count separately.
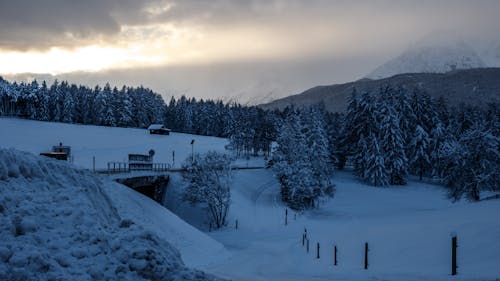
[1,77,498,209]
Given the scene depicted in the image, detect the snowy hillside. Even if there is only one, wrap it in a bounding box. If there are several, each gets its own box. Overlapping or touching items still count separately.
[0,118,229,170]
[367,40,486,79]
[0,148,226,280]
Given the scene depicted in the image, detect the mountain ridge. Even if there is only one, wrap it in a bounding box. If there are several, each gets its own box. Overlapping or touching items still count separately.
[260,67,500,112]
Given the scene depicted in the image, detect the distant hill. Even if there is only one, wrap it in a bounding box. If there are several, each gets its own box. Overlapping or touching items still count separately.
[260,68,500,113]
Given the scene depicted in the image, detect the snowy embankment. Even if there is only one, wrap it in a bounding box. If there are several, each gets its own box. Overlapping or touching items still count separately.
[0,148,226,280]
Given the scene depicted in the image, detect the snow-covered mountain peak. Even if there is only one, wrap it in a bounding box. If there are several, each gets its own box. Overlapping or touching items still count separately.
[366,38,486,79]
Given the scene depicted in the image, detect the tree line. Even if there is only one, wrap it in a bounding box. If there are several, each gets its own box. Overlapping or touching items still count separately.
[1,76,498,209]
[0,77,276,157]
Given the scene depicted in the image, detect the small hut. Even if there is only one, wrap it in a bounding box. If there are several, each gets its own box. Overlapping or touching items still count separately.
[147,124,171,135]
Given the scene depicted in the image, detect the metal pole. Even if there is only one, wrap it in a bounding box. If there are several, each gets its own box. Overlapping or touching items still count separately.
[93,156,95,172]
[285,208,288,225]
[307,239,310,253]
[317,242,320,259]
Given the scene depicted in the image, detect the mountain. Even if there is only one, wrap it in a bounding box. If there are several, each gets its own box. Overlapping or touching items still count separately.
[260,68,500,112]
[367,40,486,79]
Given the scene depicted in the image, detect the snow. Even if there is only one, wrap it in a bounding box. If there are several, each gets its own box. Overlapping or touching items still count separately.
[2,118,499,280]
[0,148,225,280]
[0,118,229,170]
[168,169,500,281]
[367,40,486,79]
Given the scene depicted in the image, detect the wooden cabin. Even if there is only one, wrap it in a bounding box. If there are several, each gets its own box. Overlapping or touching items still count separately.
[147,124,171,135]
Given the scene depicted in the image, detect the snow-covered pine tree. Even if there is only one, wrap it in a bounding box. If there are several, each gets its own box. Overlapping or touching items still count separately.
[353,133,369,179]
[302,106,335,199]
[394,88,416,155]
[363,134,389,186]
[409,125,431,180]
[36,81,50,121]
[62,90,75,123]
[379,100,408,185]
[117,86,133,127]
[337,89,360,168]
[429,122,453,178]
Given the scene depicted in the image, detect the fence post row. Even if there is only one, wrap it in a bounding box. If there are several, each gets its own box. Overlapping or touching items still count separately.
[297,234,460,275]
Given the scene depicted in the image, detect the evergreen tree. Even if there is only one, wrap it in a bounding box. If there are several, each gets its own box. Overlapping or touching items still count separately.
[409,125,431,180]
[379,101,408,185]
[363,134,389,186]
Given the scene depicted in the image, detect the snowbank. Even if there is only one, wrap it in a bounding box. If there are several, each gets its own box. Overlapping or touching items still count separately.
[0,148,223,280]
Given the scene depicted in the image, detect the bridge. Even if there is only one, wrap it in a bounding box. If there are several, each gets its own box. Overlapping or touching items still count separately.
[115,174,170,204]
[98,165,266,204]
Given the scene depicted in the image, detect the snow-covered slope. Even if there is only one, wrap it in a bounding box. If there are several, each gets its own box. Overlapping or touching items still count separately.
[0,148,226,280]
[367,40,486,79]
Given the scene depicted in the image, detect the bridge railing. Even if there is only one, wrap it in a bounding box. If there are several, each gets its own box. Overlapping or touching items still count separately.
[100,162,171,174]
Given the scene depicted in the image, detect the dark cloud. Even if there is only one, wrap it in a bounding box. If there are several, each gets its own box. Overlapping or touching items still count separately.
[1,0,499,51]
[1,0,500,102]
[0,0,140,50]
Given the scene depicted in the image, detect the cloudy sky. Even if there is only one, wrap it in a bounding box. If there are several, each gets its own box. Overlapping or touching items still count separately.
[1,0,499,103]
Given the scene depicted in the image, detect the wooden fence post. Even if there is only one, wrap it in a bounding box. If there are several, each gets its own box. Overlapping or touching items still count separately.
[452,235,457,276]
[93,156,95,172]
[302,233,305,246]
[316,242,320,259]
[364,242,369,269]
[235,219,238,230]
[334,245,337,266]
[307,239,310,253]
[285,208,288,225]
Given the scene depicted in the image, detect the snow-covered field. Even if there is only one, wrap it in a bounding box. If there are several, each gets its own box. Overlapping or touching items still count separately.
[0,118,231,170]
[1,118,499,281]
